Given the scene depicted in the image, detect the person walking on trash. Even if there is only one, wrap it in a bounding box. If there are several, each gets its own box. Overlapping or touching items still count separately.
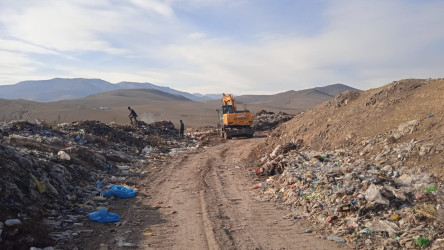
[128,106,138,124]
[179,120,184,138]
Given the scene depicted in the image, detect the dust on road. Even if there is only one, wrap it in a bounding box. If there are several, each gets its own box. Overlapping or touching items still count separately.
[78,137,346,249]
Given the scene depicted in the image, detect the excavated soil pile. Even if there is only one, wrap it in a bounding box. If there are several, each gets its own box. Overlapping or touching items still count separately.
[251,79,444,249]
[0,120,203,250]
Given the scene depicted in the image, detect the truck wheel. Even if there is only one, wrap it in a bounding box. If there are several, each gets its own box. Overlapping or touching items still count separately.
[224,132,231,140]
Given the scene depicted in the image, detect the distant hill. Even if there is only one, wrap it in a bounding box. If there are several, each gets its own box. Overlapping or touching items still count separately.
[0,78,217,102]
[313,83,359,96]
[207,83,359,113]
[83,88,192,102]
[0,78,358,105]
[192,93,221,101]
[0,82,358,127]
[0,78,117,101]
[117,82,211,101]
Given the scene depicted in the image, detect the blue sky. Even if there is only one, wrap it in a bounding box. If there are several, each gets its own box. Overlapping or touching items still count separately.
[0,0,443,94]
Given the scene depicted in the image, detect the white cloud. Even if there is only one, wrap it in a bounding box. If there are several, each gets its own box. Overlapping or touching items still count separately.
[0,50,53,84]
[154,0,444,93]
[0,0,443,93]
[0,1,131,53]
[188,32,207,40]
[129,0,174,17]
[0,39,58,54]
[167,0,246,9]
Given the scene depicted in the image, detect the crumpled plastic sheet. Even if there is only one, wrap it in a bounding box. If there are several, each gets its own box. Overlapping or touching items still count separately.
[103,185,136,198]
[88,208,120,223]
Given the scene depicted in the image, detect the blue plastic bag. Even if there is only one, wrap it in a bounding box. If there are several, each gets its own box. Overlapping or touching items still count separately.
[103,185,136,198]
[88,208,120,222]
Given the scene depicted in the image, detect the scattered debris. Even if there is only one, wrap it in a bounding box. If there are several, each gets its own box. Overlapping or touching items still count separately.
[0,119,207,249]
[253,110,294,131]
[251,148,444,249]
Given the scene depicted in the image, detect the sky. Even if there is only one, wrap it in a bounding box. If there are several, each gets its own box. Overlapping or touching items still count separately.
[0,0,443,95]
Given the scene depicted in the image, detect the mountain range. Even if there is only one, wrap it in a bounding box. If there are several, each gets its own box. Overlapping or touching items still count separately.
[0,78,217,102]
[0,78,357,103]
[0,79,358,128]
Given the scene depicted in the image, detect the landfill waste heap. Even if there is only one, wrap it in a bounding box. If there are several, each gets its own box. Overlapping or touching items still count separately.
[251,79,444,249]
[0,120,211,249]
[252,110,295,132]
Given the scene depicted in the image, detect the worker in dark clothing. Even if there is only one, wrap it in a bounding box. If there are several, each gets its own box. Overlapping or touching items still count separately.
[179,120,184,138]
[128,106,138,124]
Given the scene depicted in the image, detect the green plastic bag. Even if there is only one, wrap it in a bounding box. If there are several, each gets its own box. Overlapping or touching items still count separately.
[415,237,430,247]
[426,186,437,192]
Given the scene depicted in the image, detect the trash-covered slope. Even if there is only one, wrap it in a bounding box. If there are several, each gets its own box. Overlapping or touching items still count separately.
[0,120,205,249]
[250,79,444,249]
[262,79,444,178]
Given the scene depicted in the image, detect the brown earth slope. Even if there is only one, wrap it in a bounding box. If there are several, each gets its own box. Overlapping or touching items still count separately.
[261,78,444,179]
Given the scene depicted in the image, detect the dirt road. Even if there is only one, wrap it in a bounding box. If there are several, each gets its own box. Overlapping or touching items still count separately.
[77,136,346,249]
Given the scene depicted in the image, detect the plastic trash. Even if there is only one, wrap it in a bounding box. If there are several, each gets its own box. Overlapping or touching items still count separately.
[415,237,430,247]
[117,165,130,170]
[414,203,437,218]
[143,228,153,236]
[94,181,103,189]
[364,184,389,206]
[390,214,400,221]
[103,185,136,198]
[5,219,22,226]
[426,186,437,192]
[88,208,120,222]
[327,235,346,243]
[31,174,46,193]
[57,151,71,161]
[117,242,137,247]
[415,193,425,200]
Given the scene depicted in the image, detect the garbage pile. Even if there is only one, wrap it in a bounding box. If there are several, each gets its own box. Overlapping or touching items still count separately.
[188,127,221,147]
[252,145,444,249]
[0,120,202,249]
[263,79,444,179]
[253,110,294,131]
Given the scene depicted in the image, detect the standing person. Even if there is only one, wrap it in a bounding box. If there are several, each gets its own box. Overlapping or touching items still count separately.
[179,120,184,138]
[128,106,138,125]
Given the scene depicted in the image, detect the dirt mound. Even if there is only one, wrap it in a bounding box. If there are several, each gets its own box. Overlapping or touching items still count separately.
[250,78,444,249]
[261,78,444,178]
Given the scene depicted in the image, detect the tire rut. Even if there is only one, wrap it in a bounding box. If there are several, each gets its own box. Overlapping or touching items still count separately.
[77,137,348,249]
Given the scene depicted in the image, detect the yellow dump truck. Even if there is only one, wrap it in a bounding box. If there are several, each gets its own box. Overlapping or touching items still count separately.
[218,93,254,139]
